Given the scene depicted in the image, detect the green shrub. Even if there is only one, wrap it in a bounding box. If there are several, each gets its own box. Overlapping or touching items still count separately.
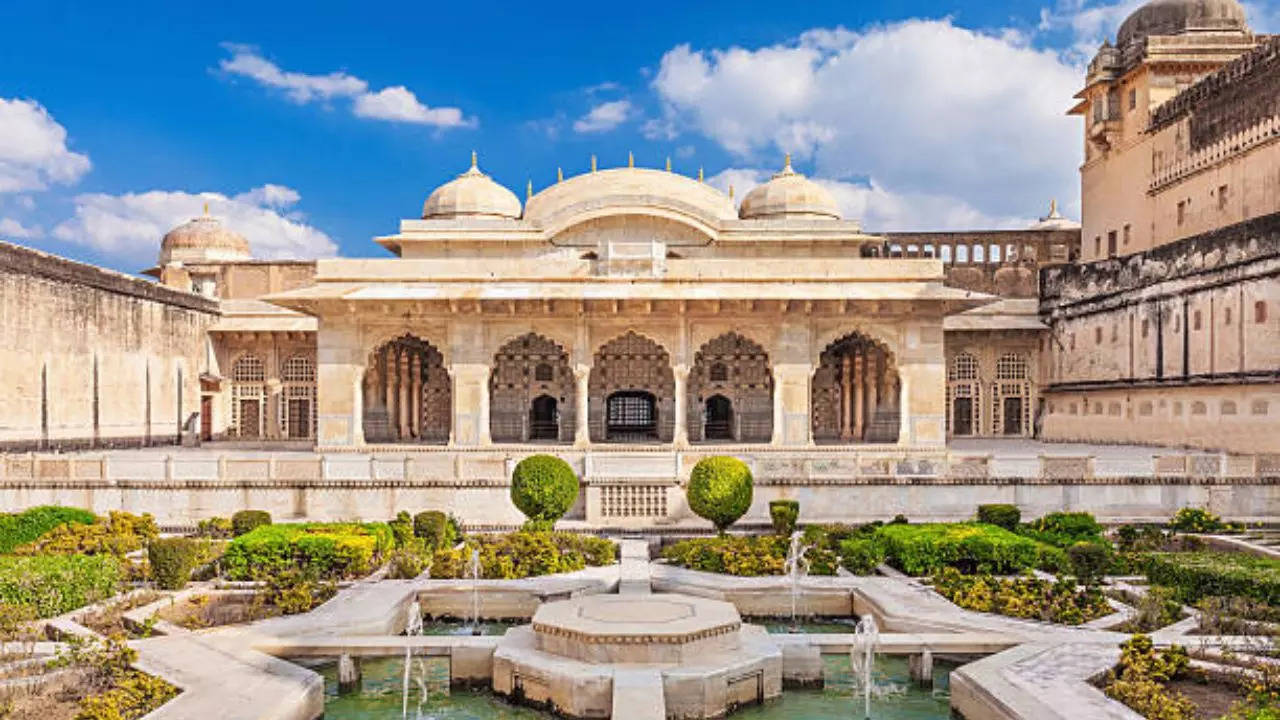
[1103,635,1195,720]
[14,511,156,556]
[769,500,800,536]
[1166,506,1242,534]
[932,567,1111,625]
[661,535,787,576]
[413,511,457,550]
[1067,541,1112,586]
[388,511,414,547]
[222,522,394,581]
[1115,585,1183,633]
[510,455,579,524]
[231,510,272,537]
[876,522,1044,575]
[1144,551,1280,605]
[387,545,430,580]
[147,538,201,590]
[976,504,1020,531]
[0,506,96,554]
[687,456,753,533]
[194,516,232,539]
[889,514,909,525]
[431,531,616,579]
[839,537,886,575]
[0,554,123,617]
[256,567,336,615]
[1020,511,1105,549]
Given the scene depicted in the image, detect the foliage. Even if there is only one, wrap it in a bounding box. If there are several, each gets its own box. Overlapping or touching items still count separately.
[889,514,909,525]
[0,505,96,554]
[1103,635,1195,720]
[838,537,886,575]
[48,633,179,720]
[932,567,1111,625]
[687,456,754,533]
[0,554,123,618]
[193,516,232,539]
[1168,507,1242,534]
[75,668,179,720]
[14,511,156,557]
[387,544,430,580]
[1067,541,1112,586]
[1115,524,1173,553]
[431,531,615,579]
[388,511,414,547]
[510,455,579,524]
[256,567,336,614]
[1196,595,1280,635]
[222,522,394,581]
[1020,511,1105,548]
[769,500,800,536]
[0,601,36,641]
[661,524,881,576]
[1145,552,1280,605]
[876,522,1050,575]
[413,511,457,551]
[231,510,272,537]
[1221,660,1280,720]
[146,538,201,590]
[1114,585,1183,633]
[976,504,1021,531]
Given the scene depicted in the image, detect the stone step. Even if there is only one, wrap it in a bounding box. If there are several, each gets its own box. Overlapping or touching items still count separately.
[618,538,653,595]
[611,668,666,720]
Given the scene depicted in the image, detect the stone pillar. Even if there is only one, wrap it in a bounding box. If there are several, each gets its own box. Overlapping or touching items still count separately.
[840,354,852,440]
[398,350,410,439]
[673,363,690,447]
[449,364,491,446]
[410,354,421,439]
[897,360,945,447]
[770,363,812,446]
[866,351,879,432]
[338,653,361,694]
[852,352,864,440]
[315,322,364,447]
[909,650,933,687]
[574,364,591,447]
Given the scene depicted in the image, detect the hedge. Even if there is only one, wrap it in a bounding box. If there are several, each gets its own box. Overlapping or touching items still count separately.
[148,537,202,590]
[222,522,394,581]
[14,511,157,556]
[413,511,457,551]
[431,531,616,579]
[231,510,272,537]
[687,456,753,533]
[976,504,1020,531]
[661,524,882,577]
[1019,511,1105,548]
[0,506,96,554]
[510,455,579,523]
[876,522,1050,575]
[0,554,124,617]
[1145,551,1280,605]
[769,500,800,536]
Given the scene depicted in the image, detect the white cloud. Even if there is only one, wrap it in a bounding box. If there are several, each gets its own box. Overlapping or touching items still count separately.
[219,45,472,128]
[0,217,42,239]
[0,98,91,193]
[52,184,337,266]
[573,100,633,133]
[652,20,1083,226]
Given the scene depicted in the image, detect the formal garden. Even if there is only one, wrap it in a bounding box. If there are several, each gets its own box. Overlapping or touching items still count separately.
[0,452,1275,719]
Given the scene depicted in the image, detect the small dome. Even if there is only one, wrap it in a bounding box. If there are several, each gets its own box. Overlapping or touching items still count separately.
[1117,0,1247,47]
[159,209,251,265]
[1029,199,1081,230]
[422,153,521,220]
[738,156,841,220]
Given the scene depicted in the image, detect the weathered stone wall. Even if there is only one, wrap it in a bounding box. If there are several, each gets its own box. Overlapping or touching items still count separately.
[1150,36,1280,148]
[0,242,218,451]
[878,230,1080,298]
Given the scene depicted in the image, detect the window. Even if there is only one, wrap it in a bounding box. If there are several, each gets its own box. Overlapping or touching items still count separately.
[1128,88,1136,110]
[1069,403,1078,415]
[973,244,985,263]
[1225,307,1232,326]
[1111,324,1118,342]
[1221,400,1237,415]
[1255,301,1267,324]
[232,355,265,382]
[1252,400,1269,416]
[1123,224,1131,246]
[1108,402,1122,416]
[281,355,314,383]
[989,244,1001,263]
[1095,327,1103,345]
[1142,319,1149,338]
[1094,236,1102,256]
[534,362,554,382]
[956,245,969,263]
[1193,310,1202,331]
[1218,184,1228,211]
[940,245,952,263]
[1191,401,1207,416]
[995,353,1027,380]
[1094,403,1104,415]
[1173,401,1183,416]
[1070,333,1076,350]
[907,244,919,257]
[1174,315,1181,333]
[1177,200,1186,226]
[923,244,935,258]
[1139,402,1153,416]
[950,353,980,380]
[1107,231,1117,257]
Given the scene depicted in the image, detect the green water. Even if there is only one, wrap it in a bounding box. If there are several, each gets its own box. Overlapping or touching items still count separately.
[420,619,522,636]
[753,616,863,634]
[320,655,953,719]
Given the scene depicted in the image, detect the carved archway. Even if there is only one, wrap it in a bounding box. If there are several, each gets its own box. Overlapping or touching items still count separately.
[689,332,773,443]
[811,332,899,443]
[589,331,675,443]
[489,333,573,443]
[362,334,450,444]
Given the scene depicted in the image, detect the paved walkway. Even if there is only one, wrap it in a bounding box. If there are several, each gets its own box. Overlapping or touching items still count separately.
[617,539,652,595]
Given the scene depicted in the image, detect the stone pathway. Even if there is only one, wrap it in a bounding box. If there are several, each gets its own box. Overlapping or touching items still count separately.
[618,538,653,595]
[611,668,666,720]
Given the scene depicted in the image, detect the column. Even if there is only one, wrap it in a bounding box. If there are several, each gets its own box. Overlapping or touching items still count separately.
[448,363,490,446]
[852,351,864,440]
[398,350,410,439]
[865,351,878,436]
[574,364,591,446]
[382,347,394,425]
[840,354,853,440]
[410,354,421,438]
[770,363,813,446]
[673,364,690,447]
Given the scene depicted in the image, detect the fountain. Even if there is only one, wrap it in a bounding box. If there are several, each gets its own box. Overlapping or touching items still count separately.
[783,530,810,629]
[850,615,880,719]
[466,548,481,635]
[401,600,426,718]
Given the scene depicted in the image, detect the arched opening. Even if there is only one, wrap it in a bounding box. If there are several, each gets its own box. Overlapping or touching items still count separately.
[362,334,451,444]
[589,332,674,443]
[606,391,658,441]
[811,332,899,444]
[947,352,981,437]
[704,395,733,440]
[230,354,265,439]
[280,355,315,440]
[529,395,559,441]
[490,334,573,443]
[994,353,1030,436]
[690,332,773,443]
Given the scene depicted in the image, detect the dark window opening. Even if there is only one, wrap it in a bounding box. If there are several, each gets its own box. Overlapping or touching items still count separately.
[606,391,657,441]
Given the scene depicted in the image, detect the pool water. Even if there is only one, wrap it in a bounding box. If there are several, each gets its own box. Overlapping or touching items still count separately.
[420,619,522,636]
[753,616,863,634]
[319,654,953,719]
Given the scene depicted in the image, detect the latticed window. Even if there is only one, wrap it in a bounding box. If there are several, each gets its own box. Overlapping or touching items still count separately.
[949,353,979,381]
[230,354,266,437]
[282,355,314,382]
[534,362,553,382]
[996,354,1028,380]
[709,362,729,382]
[280,355,316,439]
[232,355,265,382]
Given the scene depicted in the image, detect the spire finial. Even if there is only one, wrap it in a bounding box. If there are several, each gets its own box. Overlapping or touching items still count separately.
[470,150,477,169]
[202,202,209,217]
[526,180,533,199]
[783,152,792,172]
[728,184,734,200]
[1050,198,1058,215]
[628,151,634,168]
[557,167,564,183]
[665,156,672,172]
[591,154,597,173]
[698,167,704,182]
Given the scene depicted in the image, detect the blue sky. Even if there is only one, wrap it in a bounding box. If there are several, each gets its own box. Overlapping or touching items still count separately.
[1,0,1276,271]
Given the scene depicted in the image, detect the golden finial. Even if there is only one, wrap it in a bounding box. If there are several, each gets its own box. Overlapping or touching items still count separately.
[202,202,209,217]
[698,167,704,183]
[557,167,564,183]
[1050,198,1058,214]
[665,157,672,172]
[470,150,478,169]
[728,185,734,201]
[783,152,792,172]
[591,154,597,173]
[628,151,634,168]
[526,180,533,199]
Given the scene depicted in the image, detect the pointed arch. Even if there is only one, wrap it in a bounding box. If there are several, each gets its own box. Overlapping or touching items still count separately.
[811,332,899,444]
[589,331,675,443]
[362,334,450,444]
[490,333,573,443]
[689,332,773,443]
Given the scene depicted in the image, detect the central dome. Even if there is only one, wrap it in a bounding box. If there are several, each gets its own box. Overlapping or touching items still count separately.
[522,166,737,234]
[738,156,841,220]
[159,210,251,265]
[1117,0,1248,47]
[422,153,522,220]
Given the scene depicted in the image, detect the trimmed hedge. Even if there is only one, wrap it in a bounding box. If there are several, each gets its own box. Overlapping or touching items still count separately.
[976,504,1020,531]
[1145,551,1280,605]
[0,554,124,617]
[687,456,753,533]
[413,511,457,551]
[14,511,156,556]
[876,522,1053,575]
[769,500,800,536]
[222,522,394,581]
[231,510,272,537]
[148,538,202,590]
[431,531,616,579]
[1020,511,1105,548]
[0,506,96,554]
[510,455,579,523]
[661,524,883,577]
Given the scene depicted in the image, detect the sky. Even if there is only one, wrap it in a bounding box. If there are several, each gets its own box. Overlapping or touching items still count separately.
[1,0,1277,273]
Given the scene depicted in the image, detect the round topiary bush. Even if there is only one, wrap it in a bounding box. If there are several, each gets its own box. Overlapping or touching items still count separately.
[510,455,579,525]
[769,500,799,536]
[687,456,753,534]
[231,510,272,537]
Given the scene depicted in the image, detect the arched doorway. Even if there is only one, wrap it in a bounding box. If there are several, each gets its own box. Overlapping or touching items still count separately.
[947,352,981,437]
[490,334,573,443]
[529,395,559,441]
[362,334,451,444]
[994,353,1030,436]
[704,395,733,440]
[689,332,772,443]
[230,354,266,439]
[589,332,674,443]
[280,355,315,440]
[811,332,899,443]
